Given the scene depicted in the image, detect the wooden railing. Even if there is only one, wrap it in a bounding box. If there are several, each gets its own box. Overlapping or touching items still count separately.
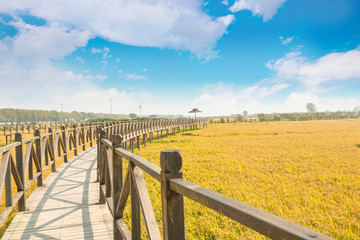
[98,121,335,240]
[0,124,97,226]
[0,119,204,229]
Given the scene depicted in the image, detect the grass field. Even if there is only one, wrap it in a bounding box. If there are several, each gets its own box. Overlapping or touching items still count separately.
[126,119,360,239]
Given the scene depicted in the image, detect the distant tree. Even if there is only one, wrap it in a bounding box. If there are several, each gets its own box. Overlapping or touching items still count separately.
[226,117,230,123]
[306,102,317,112]
[353,106,360,113]
[236,114,243,122]
[220,117,225,123]
[243,111,248,117]
[129,113,137,119]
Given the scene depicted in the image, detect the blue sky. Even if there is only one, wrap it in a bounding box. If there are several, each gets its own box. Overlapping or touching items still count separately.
[0,0,360,116]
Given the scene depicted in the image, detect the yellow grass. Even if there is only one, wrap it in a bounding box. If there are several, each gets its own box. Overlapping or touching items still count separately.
[127,119,360,239]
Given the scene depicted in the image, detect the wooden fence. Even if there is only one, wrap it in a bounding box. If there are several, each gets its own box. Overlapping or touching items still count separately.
[0,119,204,230]
[0,123,98,227]
[0,117,336,239]
[98,121,335,239]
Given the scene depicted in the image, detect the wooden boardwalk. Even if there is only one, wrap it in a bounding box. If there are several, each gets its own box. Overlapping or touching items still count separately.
[2,147,113,240]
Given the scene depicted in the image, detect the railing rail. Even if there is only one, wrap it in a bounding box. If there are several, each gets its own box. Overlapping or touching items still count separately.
[0,118,205,230]
[97,121,335,240]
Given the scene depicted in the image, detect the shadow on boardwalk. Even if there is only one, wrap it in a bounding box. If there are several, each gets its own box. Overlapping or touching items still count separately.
[2,147,113,240]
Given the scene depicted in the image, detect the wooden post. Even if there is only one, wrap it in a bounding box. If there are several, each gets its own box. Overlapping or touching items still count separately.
[73,124,77,156]
[143,134,146,147]
[137,136,140,150]
[112,135,122,239]
[89,126,93,147]
[61,126,68,162]
[131,138,134,153]
[48,128,56,172]
[5,154,12,207]
[34,130,43,187]
[15,133,25,211]
[157,131,160,140]
[81,124,86,151]
[131,163,141,239]
[161,150,185,240]
[150,133,152,144]
[99,129,106,204]
[96,127,101,182]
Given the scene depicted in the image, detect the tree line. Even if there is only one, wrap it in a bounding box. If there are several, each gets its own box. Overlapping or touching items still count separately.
[0,108,128,123]
[257,111,360,122]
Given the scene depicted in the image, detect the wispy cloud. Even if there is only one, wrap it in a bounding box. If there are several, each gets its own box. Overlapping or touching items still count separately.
[76,56,85,64]
[279,36,293,45]
[230,0,287,21]
[91,47,112,66]
[124,73,147,81]
[118,69,147,81]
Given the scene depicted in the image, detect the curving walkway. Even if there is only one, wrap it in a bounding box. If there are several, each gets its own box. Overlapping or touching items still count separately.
[2,147,113,240]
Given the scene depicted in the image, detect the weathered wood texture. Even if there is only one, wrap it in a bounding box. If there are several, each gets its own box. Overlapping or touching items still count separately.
[2,148,113,240]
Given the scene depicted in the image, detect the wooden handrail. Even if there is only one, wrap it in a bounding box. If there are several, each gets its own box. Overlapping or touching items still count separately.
[96,118,336,240]
[0,118,207,234]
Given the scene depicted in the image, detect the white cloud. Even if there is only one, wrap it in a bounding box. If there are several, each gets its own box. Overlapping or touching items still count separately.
[282,92,360,112]
[3,19,91,62]
[91,47,102,54]
[0,0,234,59]
[279,36,293,45]
[221,0,229,6]
[230,0,287,21]
[91,47,111,66]
[267,47,360,89]
[193,81,289,115]
[124,73,147,81]
[76,56,84,64]
[118,69,147,81]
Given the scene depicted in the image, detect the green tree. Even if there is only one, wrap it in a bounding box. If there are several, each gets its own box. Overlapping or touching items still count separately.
[129,113,137,119]
[306,102,317,112]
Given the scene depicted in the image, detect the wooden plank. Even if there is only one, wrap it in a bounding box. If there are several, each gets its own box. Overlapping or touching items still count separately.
[0,191,23,226]
[116,219,132,240]
[23,143,33,178]
[116,167,131,217]
[0,142,21,154]
[132,166,161,240]
[169,178,335,240]
[10,154,24,190]
[130,164,141,239]
[2,147,114,240]
[5,154,12,207]
[0,151,10,201]
[22,136,39,144]
[115,148,161,182]
[31,146,42,172]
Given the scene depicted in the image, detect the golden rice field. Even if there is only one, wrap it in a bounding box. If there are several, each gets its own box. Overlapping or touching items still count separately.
[126,119,360,240]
